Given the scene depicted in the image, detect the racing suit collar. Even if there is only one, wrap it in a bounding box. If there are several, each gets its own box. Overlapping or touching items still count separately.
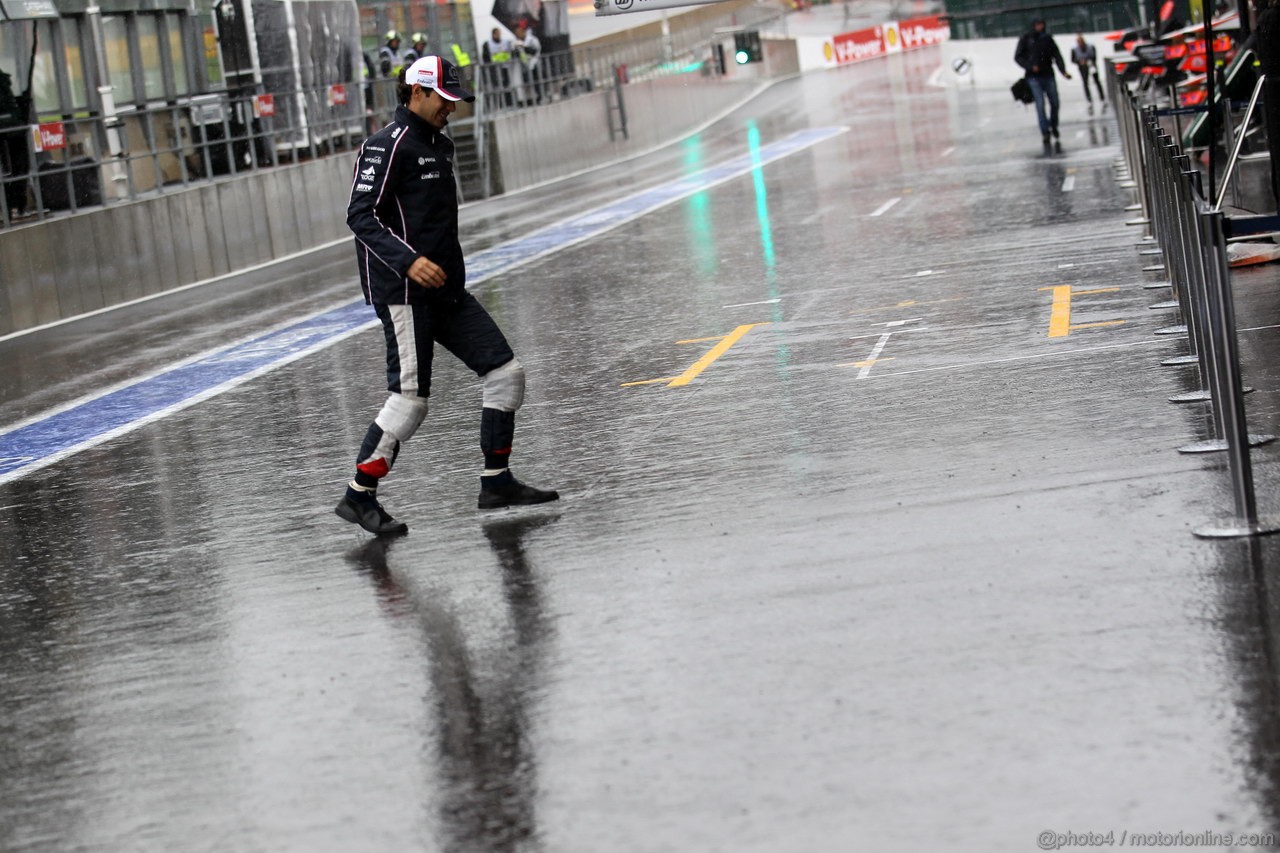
[394,104,443,143]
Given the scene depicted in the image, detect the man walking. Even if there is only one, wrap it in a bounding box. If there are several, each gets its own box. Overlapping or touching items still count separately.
[1015,18,1071,152]
[1070,33,1106,114]
[336,55,559,536]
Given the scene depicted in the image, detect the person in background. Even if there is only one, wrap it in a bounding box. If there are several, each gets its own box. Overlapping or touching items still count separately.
[482,27,514,110]
[0,67,29,218]
[403,32,428,66]
[514,21,543,106]
[1070,33,1106,114]
[1015,17,1072,152]
[379,30,405,77]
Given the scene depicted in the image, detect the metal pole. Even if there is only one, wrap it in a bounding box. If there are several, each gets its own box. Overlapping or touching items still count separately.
[1193,207,1280,537]
[1216,75,1267,210]
[85,5,128,200]
[1206,11,1217,201]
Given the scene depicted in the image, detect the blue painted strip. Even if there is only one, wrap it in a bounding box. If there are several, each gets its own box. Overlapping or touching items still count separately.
[0,126,847,483]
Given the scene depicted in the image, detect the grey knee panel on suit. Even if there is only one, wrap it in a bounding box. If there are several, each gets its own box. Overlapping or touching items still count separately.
[482,358,525,412]
[374,392,429,441]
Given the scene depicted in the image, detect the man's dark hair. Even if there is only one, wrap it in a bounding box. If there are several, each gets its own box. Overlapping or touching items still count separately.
[396,66,413,105]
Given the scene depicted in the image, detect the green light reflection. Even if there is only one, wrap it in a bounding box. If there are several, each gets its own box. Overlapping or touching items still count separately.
[682,136,718,277]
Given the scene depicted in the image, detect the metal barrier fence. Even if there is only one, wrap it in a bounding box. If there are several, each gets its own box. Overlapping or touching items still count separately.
[1109,60,1280,538]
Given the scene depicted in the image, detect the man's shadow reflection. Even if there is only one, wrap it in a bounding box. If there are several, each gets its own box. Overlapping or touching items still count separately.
[347,514,559,852]
[1087,118,1110,148]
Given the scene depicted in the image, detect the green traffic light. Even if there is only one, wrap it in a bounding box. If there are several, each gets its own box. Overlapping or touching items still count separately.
[735,49,750,64]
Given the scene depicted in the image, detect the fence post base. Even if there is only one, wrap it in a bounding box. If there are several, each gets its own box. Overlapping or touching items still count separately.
[1178,434,1275,454]
[1193,517,1280,539]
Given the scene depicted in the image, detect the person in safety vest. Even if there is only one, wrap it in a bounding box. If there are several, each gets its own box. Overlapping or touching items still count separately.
[482,27,514,109]
[379,31,405,77]
[403,32,428,66]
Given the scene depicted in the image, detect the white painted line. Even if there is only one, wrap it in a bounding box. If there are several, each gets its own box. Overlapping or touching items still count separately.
[723,298,782,308]
[905,269,943,278]
[1058,263,1076,269]
[1061,175,1076,192]
[849,327,930,340]
[940,146,955,158]
[858,332,895,379]
[873,318,922,327]
[870,197,901,217]
[867,339,1165,379]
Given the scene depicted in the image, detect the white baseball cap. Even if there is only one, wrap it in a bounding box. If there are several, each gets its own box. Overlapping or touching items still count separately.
[404,55,475,102]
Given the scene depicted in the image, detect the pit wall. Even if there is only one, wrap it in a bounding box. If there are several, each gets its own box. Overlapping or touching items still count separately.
[489,61,782,193]
[0,65,793,337]
[0,155,353,337]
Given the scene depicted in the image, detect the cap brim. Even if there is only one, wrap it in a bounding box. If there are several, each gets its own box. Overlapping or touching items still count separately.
[437,85,475,103]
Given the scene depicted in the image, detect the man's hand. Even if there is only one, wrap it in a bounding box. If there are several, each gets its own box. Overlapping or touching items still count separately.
[1031,65,1040,72]
[1063,71,1072,79]
[407,256,446,288]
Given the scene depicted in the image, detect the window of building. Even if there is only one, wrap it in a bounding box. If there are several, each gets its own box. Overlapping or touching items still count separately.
[30,20,60,114]
[102,15,135,104]
[136,14,164,100]
[198,9,224,88]
[166,13,190,96]
[61,18,90,110]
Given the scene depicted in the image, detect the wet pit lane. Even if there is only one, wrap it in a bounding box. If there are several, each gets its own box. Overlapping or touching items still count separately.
[5,47,1280,852]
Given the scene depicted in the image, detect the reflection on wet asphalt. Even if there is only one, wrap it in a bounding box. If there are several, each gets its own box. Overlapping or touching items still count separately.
[7,46,1280,851]
[348,515,556,852]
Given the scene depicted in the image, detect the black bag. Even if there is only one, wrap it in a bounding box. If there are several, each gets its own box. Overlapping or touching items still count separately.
[1011,78,1034,104]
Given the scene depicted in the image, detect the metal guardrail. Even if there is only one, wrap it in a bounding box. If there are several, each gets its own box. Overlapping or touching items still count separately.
[1108,58,1280,538]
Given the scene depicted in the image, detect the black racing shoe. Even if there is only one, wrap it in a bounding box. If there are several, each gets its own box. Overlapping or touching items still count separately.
[335,487,408,535]
[478,471,560,510]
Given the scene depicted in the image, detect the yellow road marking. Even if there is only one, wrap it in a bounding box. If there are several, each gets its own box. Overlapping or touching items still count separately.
[1048,285,1073,338]
[852,296,963,314]
[623,324,770,388]
[668,323,769,387]
[1043,286,1125,338]
[620,377,674,387]
[1070,320,1126,331]
[838,357,896,369]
